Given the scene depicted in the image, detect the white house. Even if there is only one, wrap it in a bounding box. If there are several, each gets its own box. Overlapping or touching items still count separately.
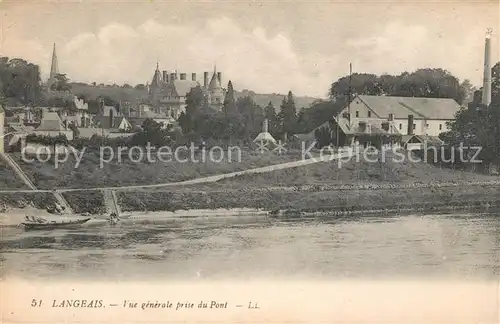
[338,95,461,137]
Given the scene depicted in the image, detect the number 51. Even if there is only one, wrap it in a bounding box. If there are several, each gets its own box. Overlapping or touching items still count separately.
[31,299,42,307]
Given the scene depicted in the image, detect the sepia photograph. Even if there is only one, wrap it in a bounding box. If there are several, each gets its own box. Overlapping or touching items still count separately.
[0,0,499,323]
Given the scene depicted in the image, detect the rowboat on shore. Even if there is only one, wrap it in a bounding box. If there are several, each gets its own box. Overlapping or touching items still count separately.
[21,216,91,231]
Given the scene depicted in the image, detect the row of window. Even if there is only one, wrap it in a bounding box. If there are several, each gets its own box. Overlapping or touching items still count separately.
[397,123,443,131]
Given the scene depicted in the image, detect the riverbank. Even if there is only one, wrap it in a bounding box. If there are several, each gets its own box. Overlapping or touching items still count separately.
[1,150,499,217]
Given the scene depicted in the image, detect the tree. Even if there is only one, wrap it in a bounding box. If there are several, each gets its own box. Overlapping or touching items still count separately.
[280,91,297,138]
[179,86,207,135]
[329,69,467,104]
[264,101,280,136]
[236,96,264,139]
[0,57,42,106]
[50,73,72,92]
[222,81,238,117]
[129,119,171,147]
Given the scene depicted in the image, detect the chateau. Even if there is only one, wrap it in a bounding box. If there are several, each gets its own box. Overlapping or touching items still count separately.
[148,64,225,119]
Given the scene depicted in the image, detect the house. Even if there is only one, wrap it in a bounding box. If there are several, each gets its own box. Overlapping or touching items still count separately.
[310,95,461,148]
[60,96,93,127]
[31,111,73,140]
[402,134,444,151]
[340,95,460,137]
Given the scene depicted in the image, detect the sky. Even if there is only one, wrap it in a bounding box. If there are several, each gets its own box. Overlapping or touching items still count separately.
[0,0,498,98]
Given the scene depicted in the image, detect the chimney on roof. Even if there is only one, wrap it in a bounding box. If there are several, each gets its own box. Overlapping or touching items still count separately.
[180,73,186,80]
[109,108,114,129]
[217,72,222,84]
[162,71,168,83]
[407,115,414,135]
[204,72,209,88]
[192,73,196,81]
[482,28,493,107]
[170,72,175,82]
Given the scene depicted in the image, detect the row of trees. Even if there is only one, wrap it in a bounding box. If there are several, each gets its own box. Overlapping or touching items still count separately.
[440,62,500,166]
[177,81,300,144]
[328,68,474,104]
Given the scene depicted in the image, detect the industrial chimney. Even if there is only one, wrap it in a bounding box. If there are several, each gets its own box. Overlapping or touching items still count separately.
[180,73,186,80]
[407,115,414,135]
[192,73,196,81]
[204,72,209,88]
[162,71,168,83]
[482,28,493,107]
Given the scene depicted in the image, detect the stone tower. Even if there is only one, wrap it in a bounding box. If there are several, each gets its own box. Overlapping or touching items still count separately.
[207,66,224,110]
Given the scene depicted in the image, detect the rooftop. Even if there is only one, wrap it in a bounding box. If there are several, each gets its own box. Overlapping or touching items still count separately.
[356,95,462,120]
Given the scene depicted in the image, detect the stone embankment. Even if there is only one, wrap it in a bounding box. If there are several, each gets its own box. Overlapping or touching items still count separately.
[193,180,500,193]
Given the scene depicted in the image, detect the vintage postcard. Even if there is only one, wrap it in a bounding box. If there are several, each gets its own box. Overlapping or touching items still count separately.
[0,0,499,323]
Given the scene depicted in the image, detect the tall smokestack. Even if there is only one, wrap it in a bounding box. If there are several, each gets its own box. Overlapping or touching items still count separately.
[192,73,196,81]
[204,72,209,88]
[407,115,414,135]
[482,28,493,107]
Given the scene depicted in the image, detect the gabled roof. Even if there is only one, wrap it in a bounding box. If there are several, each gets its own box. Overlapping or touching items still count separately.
[172,80,200,97]
[253,132,277,143]
[93,116,130,129]
[403,134,444,146]
[356,95,461,120]
[36,112,66,131]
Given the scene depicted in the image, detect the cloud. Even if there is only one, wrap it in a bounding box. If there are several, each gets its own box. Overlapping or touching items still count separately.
[1,18,493,97]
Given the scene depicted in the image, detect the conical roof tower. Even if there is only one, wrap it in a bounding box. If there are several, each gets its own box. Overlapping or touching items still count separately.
[208,65,221,90]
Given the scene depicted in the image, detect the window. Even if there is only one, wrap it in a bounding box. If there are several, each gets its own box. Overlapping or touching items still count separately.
[425,123,429,128]
[439,124,442,130]
[367,111,371,118]
[399,123,402,130]
[355,111,359,117]
[413,124,416,130]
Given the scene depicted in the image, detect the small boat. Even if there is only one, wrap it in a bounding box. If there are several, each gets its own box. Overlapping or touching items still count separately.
[22,217,91,231]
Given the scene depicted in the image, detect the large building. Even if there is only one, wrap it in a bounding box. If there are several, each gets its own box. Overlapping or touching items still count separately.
[312,94,462,147]
[148,64,225,118]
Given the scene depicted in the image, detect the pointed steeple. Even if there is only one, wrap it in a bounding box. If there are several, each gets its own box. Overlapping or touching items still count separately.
[49,43,59,80]
[151,62,162,87]
[208,65,221,90]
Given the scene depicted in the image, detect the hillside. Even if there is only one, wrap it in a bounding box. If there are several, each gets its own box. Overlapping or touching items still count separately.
[69,83,320,109]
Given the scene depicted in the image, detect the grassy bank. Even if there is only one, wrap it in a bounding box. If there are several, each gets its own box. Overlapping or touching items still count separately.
[189,151,498,190]
[115,183,500,214]
[1,150,499,215]
[10,150,302,189]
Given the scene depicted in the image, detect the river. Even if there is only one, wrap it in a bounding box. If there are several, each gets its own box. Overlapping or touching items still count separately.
[1,213,499,280]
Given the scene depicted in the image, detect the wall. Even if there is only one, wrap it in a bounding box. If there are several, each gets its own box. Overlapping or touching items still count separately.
[395,118,450,136]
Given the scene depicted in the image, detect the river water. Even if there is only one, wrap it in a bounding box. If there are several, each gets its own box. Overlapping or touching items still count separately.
[1,213,499,280]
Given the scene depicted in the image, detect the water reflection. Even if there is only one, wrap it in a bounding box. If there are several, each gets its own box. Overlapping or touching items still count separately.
[1,213,499,280]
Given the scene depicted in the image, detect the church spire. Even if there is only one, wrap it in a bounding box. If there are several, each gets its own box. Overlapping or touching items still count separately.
[49,43,59,80]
